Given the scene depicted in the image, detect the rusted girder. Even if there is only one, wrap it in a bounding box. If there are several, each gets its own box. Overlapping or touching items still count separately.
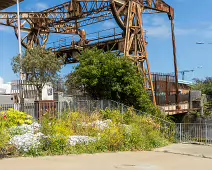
[0,1,112,48]
[0,1,112,35]
[145,0,174,19]
[111,0,174,30]
[0,0,24,10]
[0,0,174,31]
[0,0,178,106]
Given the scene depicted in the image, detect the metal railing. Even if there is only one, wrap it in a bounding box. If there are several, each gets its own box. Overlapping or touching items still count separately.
[0,100,136,119]
[176,123,212,145]
[47,27,123,51]
[3,100,212,145]
[0,99,174,139]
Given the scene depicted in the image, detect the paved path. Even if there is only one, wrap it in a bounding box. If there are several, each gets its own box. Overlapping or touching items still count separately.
[1,145,212,170]
[155,143,212,159]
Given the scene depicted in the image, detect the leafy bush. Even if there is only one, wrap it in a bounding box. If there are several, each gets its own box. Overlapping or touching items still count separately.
[0,108,33,128]
[65,48,154,112]
[0,108,172,157]
[0,117,10,155]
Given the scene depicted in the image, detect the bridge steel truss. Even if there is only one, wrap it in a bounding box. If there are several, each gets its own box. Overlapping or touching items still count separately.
[0,0,179,105]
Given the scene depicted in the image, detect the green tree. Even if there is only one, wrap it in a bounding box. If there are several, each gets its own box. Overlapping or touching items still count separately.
[192,77,212,95]
[192,77,212,117]
[12,47,62,100]
[66,48,157,113]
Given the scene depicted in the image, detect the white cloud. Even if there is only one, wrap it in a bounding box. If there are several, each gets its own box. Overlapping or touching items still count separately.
[0,25,8,31]
[0,77,3,85]
[0,25,13,33]
[174,0,185,2]
[0,26,4,31]
[175,27,196,36]
[146,25,170,38]
[198,24,212,39]
[35,3,49,11]
[144,15,197,38]
[151,16,166,26]
[102,20,117,29]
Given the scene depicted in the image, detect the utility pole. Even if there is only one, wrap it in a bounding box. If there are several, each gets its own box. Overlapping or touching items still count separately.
[171,19,179,106]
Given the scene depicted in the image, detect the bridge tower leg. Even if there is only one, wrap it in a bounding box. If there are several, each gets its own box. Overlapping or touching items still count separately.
[123,1,156,105]
[14,27,49,49]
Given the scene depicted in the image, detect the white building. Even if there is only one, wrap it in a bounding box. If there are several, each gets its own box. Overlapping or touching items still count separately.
[0,77,54,102]
[0,77,12,94]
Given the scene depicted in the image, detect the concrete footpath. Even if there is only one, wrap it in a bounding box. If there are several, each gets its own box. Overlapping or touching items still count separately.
[1,144,212,170]
[155,143,212,159]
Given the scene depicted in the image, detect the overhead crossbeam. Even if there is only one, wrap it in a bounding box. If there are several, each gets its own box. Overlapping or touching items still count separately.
[0,1,112,48]
[0,0,178,105]
[0,0,24,11]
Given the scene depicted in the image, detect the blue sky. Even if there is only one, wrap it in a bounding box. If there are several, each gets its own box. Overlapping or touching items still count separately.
[0,0,212,83]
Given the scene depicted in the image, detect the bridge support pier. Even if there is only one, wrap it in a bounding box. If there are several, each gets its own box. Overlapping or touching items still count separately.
[123,1,156,105]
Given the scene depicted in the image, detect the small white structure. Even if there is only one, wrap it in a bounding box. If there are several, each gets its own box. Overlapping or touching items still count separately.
[41,83,54,100]
[0,77,12,94]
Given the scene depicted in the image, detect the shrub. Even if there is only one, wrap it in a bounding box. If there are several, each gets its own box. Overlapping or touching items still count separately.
[1,109,33,128]
[0,118,10,155]
[0,108,172,157]
[41,114,74,137]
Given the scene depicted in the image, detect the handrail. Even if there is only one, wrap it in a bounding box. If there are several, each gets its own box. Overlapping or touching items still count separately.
[48,27,123,51]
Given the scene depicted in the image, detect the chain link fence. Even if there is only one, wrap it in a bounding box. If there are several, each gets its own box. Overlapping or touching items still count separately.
[0,100,138,119]
[0,99,175,140]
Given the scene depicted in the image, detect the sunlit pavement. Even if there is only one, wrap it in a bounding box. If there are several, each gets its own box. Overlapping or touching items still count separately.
[1,144,212,170]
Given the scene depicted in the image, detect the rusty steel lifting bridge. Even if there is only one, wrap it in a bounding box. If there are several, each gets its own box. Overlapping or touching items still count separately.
[0,0,179,106]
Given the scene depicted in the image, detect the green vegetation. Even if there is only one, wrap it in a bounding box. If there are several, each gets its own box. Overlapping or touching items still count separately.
[0,108,173,158]
[4,48,174,157]
[0,108,33,128]
[191,77,212,117]
[11,47,62,100]
[66,48,159,115]
[192,77,212,96]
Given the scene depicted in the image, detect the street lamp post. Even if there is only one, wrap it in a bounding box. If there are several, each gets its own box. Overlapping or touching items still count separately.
[17,0,23,80]
[16,0,24,111]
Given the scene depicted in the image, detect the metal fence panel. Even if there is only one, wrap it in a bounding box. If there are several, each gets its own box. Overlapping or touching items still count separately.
[0,99,176,140]
[175,123,212,145]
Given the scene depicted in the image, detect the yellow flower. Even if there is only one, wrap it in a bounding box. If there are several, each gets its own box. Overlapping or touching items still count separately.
[25,119,33,125]
[27,115,33,119]
[17,119,24,125]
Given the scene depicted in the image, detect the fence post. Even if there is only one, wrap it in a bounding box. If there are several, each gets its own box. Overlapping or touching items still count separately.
[101,100,103,110]
[121,103,124,114]
[180,123,182,143]
[89,100,91,113]
[205,123,208,145]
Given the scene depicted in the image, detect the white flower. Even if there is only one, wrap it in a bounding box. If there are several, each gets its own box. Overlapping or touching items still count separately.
[92,119,112,130]
[79,119,112,130]
[68,136,96,146]
[10,122,41,135]
[9,132,44,152]
[123,124,133,134]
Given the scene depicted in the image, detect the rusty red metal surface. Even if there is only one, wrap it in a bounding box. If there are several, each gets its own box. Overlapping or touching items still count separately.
[0,0,24,11]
